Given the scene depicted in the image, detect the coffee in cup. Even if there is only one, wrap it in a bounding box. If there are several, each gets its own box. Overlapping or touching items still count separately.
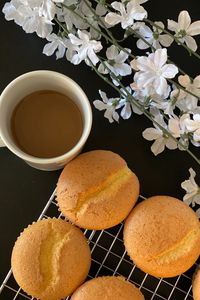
[0,71,92,171]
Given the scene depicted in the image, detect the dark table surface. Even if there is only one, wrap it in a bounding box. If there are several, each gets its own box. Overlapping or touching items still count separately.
[0,0,200,298]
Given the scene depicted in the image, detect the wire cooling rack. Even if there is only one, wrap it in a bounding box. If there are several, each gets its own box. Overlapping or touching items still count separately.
[0,189,199,300]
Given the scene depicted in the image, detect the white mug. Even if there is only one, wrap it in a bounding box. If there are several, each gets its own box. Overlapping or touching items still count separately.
[0,70,92,171]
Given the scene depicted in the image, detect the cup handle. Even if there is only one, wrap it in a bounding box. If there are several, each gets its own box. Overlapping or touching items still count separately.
[0,135,5,147]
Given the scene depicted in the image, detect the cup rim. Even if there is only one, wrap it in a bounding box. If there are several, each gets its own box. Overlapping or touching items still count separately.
[0,70,93,164]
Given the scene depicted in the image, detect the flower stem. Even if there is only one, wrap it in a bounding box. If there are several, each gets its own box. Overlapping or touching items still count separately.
[55,17,69,34]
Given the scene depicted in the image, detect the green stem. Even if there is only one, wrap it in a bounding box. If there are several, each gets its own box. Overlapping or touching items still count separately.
[55,17,69,34]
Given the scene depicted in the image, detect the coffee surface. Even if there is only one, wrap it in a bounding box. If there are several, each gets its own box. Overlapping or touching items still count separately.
[11,90,83,158]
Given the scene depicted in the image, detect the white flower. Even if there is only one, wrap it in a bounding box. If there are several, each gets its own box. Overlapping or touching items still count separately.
[142,111,177,155]
[68,30,102,65]
[168,10,200,52]
[185,114,200,143]
[130,81,174,115]
[168,114,190,138]
[43,33,68,59]
[98,45,132,85]
[131,48,178,97]
[19,5,53,37]
[93,90,121,123]
[136,22,173,50]
[2,0,53,38]
[181,168,200,207]
[175,75,200,113]
[3,1,24,26]
[105,0,147,29]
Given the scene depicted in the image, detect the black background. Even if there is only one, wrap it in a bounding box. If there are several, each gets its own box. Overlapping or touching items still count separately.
[0,0,200,292]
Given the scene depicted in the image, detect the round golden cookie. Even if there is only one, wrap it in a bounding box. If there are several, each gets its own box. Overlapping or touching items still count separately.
[193,265,200,300]
[11,218,91,300]
[56,150,139,230]
[71,276,144,300]
[124,195,200,278]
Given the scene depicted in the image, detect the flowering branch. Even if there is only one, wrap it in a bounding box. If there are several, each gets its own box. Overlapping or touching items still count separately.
[2,0,200,214]
[95,55,200,166]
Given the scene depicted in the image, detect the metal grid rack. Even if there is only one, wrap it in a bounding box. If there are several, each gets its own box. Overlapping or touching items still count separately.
[0,189,198,300]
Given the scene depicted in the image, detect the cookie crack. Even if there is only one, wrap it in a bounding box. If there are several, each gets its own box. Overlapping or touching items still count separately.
[149,227,200,264]
[39,222,71,293]
[73,167,133,218]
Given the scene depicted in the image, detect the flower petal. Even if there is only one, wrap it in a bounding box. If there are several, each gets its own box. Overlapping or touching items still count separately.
[111,1,124,13]
[187,21,200,36]
[112,110,119,122]
[56,44,66,59]
[96,3,107,16]
[87,48,99,65]
[151,137,165,155]
[161,64,178,78]
[43,40,58,56]
[120,103,132,119]
[167,19,178,32]
[106,45,118,60]
[114,63,132,76]
[136,38,150,49]
[178,10,191,30]
[139,24,152,37]
[93,100,107,111]
[159,34,174,47]
[105,12,121,26]
[68,33,82,45]
[115,49,130,63]
[166,137,177,150]
[136,56,155,72]
[178,74,190,87]
[99,90,108,103]
[154,77,168,96]
[130,59,139,70]
[185,35,197,52]
[142,127,161,140]
[153,48,167,69]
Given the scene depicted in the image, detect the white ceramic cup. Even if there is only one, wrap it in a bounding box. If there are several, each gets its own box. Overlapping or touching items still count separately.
[0,70,92,171]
